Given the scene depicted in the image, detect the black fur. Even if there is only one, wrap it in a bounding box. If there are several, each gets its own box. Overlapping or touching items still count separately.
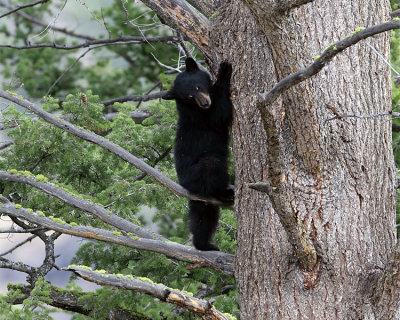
[163,58,233,251]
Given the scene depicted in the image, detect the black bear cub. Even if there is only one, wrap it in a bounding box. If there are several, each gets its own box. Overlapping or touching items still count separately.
[163,58,233,251]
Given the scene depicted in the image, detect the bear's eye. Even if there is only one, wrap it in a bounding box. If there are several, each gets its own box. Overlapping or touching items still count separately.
[195,86,199,91]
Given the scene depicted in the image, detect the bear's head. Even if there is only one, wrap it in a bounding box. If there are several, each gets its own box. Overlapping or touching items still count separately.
[162,58,212,109]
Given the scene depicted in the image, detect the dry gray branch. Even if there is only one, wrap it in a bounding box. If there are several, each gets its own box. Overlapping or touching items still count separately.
[0,203,234,275]
[66,265,234,320]
[0,170,161,240]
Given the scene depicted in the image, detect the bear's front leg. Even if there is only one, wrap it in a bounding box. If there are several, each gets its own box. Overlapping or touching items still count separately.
[215,61,232,88]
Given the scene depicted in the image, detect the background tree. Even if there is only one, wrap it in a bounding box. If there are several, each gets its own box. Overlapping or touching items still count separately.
[0,1,399,320]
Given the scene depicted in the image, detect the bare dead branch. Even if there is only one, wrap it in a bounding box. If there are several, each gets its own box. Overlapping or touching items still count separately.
[0,90,232,207]
[0,0,49,19]
[0,203,234,275]
[248,182,272,193]
[258,19,400,107]
[391,9,400,18]
[135,80,162,109]
[326,111,399,122]
[103,110,151,121]
[101,91,168,106]
[0,170,163,240]
[140,0,212,60]
[66,265,234,320]
[0,257,35,274]
[0,35,178,51]
[0,234,37,256]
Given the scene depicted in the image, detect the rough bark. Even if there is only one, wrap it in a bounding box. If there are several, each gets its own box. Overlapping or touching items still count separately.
[209,0,397,319]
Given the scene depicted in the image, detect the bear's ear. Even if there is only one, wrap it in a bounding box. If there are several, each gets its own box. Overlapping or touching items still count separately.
[185,58,199,72]
[162,89,176,100]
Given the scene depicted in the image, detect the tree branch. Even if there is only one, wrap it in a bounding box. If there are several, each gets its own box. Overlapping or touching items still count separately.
[251,106,318,272]
[0,0,94,40]
[65,265,234,320]
[0,0,49,19]
[7,215,61,283]
[0,234,37,256]
[101,91,168,106]
[0,170,163,241]
[0,90,232,207]
[0,203,234,275]
[0,35,178,51]
[0,257,35,275]
[140,0,212,61]
[103,111,151,122]
[258,19,400,108]
[391,9,400,18]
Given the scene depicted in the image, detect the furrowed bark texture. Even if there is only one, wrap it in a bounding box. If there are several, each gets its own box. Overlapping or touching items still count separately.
[210,0,397,319]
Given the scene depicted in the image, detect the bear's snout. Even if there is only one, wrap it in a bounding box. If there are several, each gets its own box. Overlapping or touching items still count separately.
[194,92,211,109]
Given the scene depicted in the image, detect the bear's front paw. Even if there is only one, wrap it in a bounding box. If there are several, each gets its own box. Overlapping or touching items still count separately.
[217,61,232,84]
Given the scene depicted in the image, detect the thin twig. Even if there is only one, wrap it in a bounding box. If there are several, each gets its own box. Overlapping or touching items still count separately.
[136,80,162,109]
[30,0,68,41]
[363,40,400,75]
[0,234,37,256]
[326,111,400,122]
[0,0,49,20]
[101,91,167,106]
[0,35,179,50]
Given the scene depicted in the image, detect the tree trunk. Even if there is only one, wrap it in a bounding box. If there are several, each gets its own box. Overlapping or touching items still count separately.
[211,0,397,319]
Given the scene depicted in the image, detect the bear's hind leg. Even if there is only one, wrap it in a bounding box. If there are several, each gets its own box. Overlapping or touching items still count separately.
[189,200,219,251]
